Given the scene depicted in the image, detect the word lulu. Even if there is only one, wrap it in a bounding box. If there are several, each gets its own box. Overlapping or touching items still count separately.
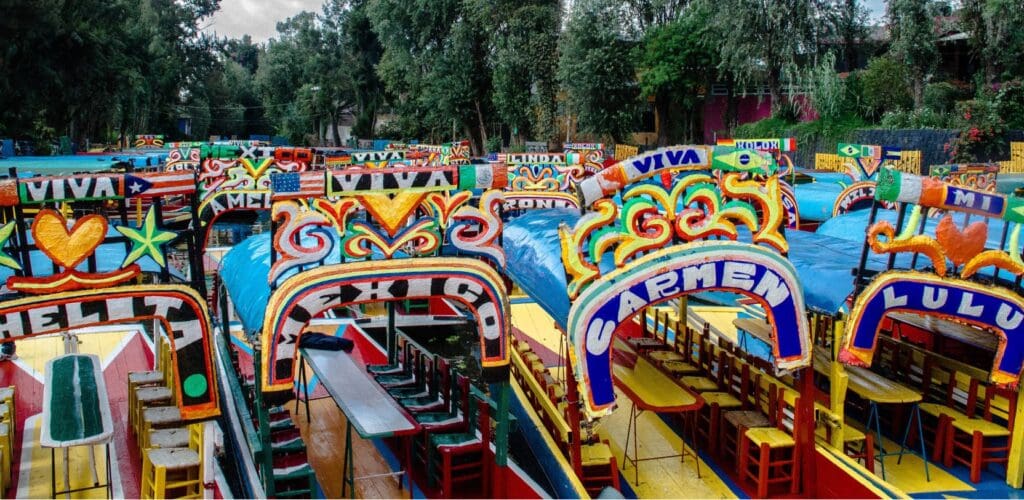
[576,145,776,208]
[875,168,1024,222]
[717,137,796,152]
[0,172,197,206]
[842,272,1024,387]
[270,164,507,200]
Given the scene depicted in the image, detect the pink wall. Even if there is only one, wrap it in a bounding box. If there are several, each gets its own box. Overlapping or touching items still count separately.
[703,94,817,144]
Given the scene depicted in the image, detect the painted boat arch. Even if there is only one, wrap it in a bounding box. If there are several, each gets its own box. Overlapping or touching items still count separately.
[0,284,219,419]
[259,257,511,393]
[567,241,811,417]
[841,271,1024,387]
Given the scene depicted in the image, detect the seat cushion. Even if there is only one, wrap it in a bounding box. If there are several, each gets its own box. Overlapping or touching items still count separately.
[143,406,182,425]
[951,417,1010,437]
[431,431,480,450]
[147,448,200,470]
[724,410,770,429]
[680,376,718,392]
[649,350,684,363]
[662,360,700,375]
[129,370,164,385]
[580,443,614,467]
[149,428,190,448]
[137,386,173,403]
[745,428,795,448]
[919,402,968,421]
[703,392,742,409]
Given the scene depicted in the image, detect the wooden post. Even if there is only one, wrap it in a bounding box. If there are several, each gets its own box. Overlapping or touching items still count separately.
[799,368,817,496]
[830,318,849,450]
[489,382,511,497]
[677,296,688,341]
[566,357,583,477]
[1006,388,1024,488]
[386,302,396,364]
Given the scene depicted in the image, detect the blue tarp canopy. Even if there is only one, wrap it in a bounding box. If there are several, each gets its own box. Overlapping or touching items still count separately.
[0,153,167,175]
[0,226,185,291]
[502,209,886,325]
[220,230,404,335]
[793,182,845,222]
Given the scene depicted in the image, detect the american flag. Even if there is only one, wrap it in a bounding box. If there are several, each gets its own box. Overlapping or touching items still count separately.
[126,172,196,198]
[271,171,324,200]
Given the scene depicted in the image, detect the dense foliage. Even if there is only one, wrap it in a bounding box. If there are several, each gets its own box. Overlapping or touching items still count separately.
[2,0,1024,154]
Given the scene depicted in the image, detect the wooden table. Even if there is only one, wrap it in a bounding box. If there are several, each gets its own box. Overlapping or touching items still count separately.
[41,353,113,499]
[813,347,929,480]
[888,311,998,352]
[612,338,704,484]
[733,318,774,361]
[299,347,421,497]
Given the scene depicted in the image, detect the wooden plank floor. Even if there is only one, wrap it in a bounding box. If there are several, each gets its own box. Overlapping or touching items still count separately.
[293,397,408,499]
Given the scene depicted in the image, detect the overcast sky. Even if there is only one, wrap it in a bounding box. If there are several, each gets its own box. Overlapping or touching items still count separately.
[206,0,890,44]
[204,0,322,43]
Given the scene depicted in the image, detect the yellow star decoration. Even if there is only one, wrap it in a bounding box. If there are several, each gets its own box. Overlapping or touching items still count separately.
[116,207,176,268]
[0,222,21,271]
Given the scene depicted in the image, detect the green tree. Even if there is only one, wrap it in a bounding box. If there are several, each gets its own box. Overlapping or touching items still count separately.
[709,0,824,117]
[888,0,938,107]
[635,3,716,145]
[344,0,385,140]
[859,55,914,118]
[367,0,495,154]
[489,1,560,147]
[558,0,638,143]
[960,0,1024,84]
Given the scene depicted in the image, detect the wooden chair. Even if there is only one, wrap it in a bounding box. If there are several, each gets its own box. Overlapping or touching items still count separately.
[917,361,970,461]
[428,398,490,497]
[694,351,742,455]
[739,390,801,498]
[944,382,1017,483]
[721,369,773,469]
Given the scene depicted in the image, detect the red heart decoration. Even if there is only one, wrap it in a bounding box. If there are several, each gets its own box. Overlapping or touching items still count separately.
[935,215,987,266]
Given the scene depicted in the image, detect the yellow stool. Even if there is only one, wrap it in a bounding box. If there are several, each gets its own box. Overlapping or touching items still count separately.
[0,423,10,491]
[128,371,165,435]
[149,428,191,449]
[0,403,12,458]
[140,447,202,499]
[134,387,173,442]
[139,407,183,450]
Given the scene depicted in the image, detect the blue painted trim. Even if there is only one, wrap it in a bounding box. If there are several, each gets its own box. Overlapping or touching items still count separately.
[370,437,427,499]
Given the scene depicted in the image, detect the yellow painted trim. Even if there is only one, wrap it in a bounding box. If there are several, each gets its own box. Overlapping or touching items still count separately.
[816,444,910,499]
[830,317,849,450]
[1007,388,1024,488]
[510,347,572,442]
[508,380,590,498]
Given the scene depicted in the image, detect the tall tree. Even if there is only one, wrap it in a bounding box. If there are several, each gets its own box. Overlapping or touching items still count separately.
[489,1,561,146]
[368,0,494,154]
[888,0,938,107]
[344,0,385,140]
[828,0,870,72]
[635,2,716,145]
[709,0,823,117]
[960,0,1024,85]
[558,0,638,143]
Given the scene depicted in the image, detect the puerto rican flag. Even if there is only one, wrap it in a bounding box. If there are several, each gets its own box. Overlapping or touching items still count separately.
[271,171,324,200]
[125,172,196,198]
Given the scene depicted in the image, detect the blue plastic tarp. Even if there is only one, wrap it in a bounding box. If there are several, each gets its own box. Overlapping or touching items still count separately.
[793,182,845,222]
[220,229,406,334]
[0,226,184,289]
